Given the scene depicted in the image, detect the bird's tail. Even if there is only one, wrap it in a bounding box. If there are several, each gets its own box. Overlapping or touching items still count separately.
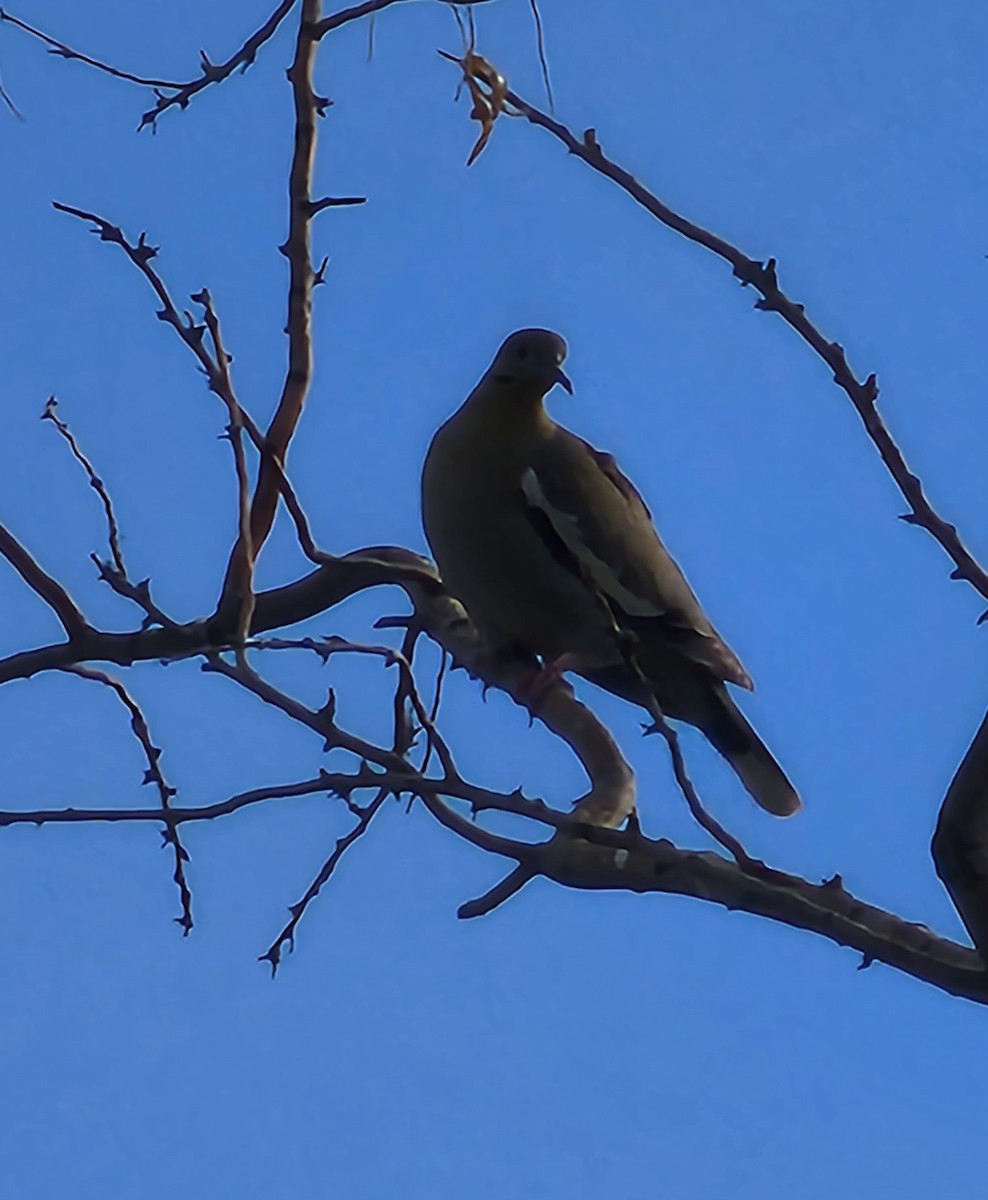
[703,692,800,818]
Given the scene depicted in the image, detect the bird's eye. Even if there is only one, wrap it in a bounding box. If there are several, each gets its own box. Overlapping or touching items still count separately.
[516,344,530,360]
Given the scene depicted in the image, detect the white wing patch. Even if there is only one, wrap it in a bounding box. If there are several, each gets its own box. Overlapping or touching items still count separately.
[521,467,663,618]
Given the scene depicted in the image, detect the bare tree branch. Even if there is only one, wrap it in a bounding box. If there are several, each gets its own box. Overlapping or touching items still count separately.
[62,664,193,933]
[0,768,396,828]
[458,863,536,918]
[245,0,323,561]
[0,8,184,89]
[42,396,127,578]
[194,289,256,643]
[0,522,88,639]
[313,0,406,40]
[139,1,301,131]
[40,404,175,627]
[8,0,988,1018]
[487,81,988,607]
[0,547,438,686]
[260,787,389,974]
[644,706,753,867]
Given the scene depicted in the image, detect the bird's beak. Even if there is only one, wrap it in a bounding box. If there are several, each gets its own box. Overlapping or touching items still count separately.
[553,367,573,395]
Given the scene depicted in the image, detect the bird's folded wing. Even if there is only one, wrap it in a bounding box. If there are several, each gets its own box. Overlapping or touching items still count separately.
[521,428,753,689]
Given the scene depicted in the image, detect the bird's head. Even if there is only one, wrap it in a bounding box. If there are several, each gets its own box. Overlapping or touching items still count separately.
[488,328,572,398]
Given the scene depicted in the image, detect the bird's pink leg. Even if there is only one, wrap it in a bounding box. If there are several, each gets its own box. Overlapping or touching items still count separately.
[518,652,582,706]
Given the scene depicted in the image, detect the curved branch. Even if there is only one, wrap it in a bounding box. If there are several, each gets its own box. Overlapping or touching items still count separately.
[138,1,301,131]
[0,521,88,639]
[313,0,406,40]
[245,0,322,558]
[500,86,988,607]
[408,585,637,830]
[0,546,436,685]
[0,8,184,88]
[528,833,988,1005]
[62,665,193,933]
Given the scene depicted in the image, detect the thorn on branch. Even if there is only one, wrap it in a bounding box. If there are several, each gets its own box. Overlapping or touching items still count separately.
[306,196,367,217]
[319,687,337,722]
[133,233,158,263]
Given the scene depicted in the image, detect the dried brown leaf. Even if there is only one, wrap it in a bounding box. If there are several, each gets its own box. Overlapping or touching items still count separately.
[439,49,507,166]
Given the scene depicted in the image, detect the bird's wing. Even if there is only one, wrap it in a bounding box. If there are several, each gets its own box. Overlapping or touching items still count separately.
[522,427,753,689]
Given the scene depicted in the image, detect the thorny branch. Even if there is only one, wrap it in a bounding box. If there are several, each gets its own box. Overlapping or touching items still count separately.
[3,0,988,1006]
[259,624,421,973]
[138,0,301,131]
[245,0,323,561]
[42,396,127,578]
[40,395,174,628]
[492,81,988,608]
[195,289,256,643]
[643,705,753,868]
[0,8,185,89]
[61,665,193,933]
[260,787,389,974]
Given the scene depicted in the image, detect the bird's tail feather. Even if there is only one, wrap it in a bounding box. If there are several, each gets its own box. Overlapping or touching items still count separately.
[577,663,800,817]
[703,694,800,818]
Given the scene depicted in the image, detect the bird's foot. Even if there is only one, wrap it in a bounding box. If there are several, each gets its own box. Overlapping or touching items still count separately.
[518,653,580,710]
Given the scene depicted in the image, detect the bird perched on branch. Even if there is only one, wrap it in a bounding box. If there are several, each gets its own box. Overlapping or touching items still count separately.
[421,328,799,817]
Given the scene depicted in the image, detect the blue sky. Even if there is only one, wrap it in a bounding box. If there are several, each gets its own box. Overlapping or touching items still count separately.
[2,1,988,1196]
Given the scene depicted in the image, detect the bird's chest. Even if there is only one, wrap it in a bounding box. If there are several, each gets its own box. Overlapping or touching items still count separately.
[425,465,606,659]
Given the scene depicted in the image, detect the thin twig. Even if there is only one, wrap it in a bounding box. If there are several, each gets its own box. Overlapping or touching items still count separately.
[40,391,175,626]
[260,787,389,974]
[0,63,24,119]
[0,768,568,833]
[419,645,448,773]
[42,395,126,577]
[644,706,753,868]
[248,634,459,777]
[392,623,421,757]
[62,665,193,933]
[0,522,88,639]
[54,198,343,578]
[194,289,255,642]
[138,0,301,131]
[204,651,412,773]
[258,624,417,974]
[89,555,178,630]
[313,0,406,41]
[0,7,184,88]
[0,769,395,826]
[496,84,988,606]
[527,0,554,112]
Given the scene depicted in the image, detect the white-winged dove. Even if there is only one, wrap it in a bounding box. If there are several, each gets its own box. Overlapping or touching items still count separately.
[421,328,799,817]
